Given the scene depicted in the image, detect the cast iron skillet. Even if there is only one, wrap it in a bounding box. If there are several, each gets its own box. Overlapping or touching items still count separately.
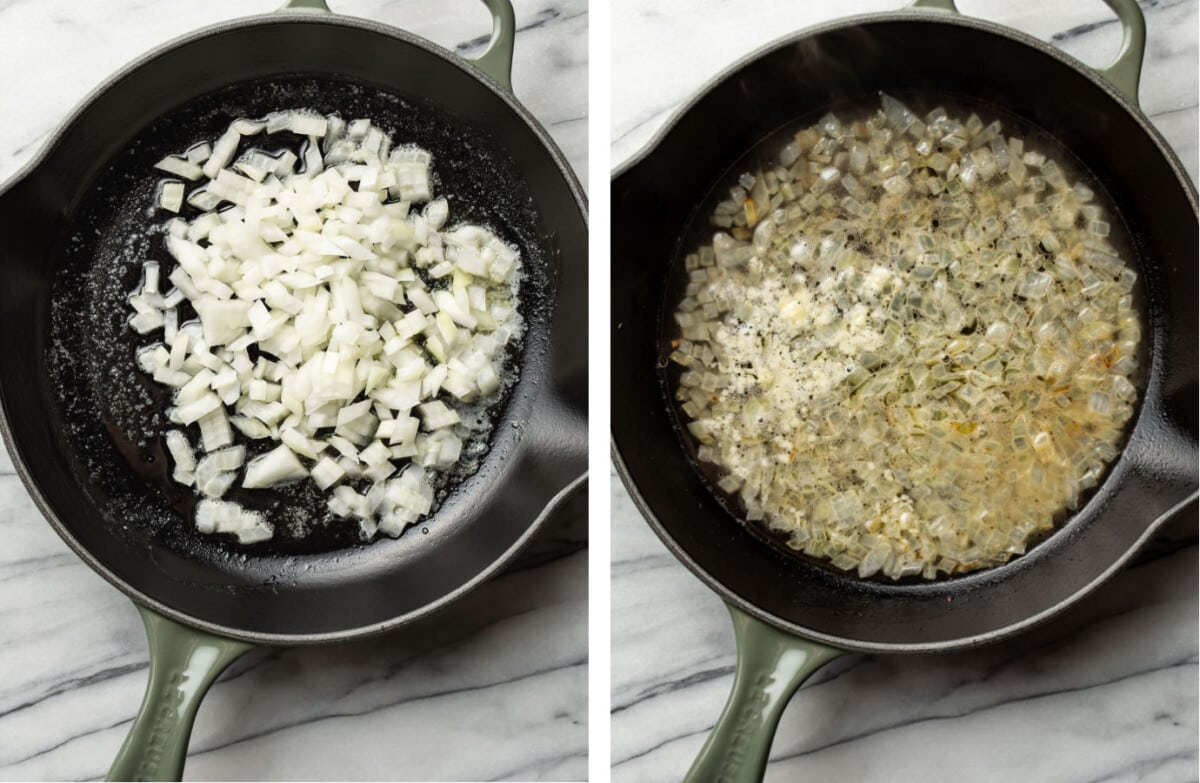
[611,0,1196,780]
[0,1,586,779]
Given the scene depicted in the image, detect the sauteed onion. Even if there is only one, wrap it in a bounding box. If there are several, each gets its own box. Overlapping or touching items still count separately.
[672,95,1141,580]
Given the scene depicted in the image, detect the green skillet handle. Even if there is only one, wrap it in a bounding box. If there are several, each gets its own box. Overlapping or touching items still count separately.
[908,0,957,11]
[280,0,330,10]
[464,0,517,93]
[278,0,516,93]
[107,607,254,782]
[684,605,844,783]
[908,0,1146,107]
[1092,0,1147,108]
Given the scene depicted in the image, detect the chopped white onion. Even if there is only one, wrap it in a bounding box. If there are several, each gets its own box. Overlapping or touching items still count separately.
[164,430,195,482]
[242,443,308,489]
[199,408,233,451]
[310,456,346,490]
[155,156,204,181]
[203,128,242,179]
[136,111,523,544]
[185,142,212,164]
[195,499,272,544]
[418,400,460,430]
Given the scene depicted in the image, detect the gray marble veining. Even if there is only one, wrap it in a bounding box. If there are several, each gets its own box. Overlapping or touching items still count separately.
[611,1,1198,781]
[0,1,587,780]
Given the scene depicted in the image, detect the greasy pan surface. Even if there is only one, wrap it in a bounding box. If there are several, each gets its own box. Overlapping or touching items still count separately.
[0,15,587,642]
[612,14,1197,652]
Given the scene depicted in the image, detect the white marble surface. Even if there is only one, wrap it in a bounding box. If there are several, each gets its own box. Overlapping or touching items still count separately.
[611,1,1198,781]
[0,1,586,781]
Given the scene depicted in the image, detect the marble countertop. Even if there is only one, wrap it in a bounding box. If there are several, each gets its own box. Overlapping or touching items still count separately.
[610,1,1198,781]
[0,1,586,781]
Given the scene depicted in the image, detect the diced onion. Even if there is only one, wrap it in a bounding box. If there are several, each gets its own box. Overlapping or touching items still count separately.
[242,444,308,489]
[155,156,204,181]
[136,111,523,544]
[674,94,1141,581]
[195,499,272,544]
[311,456,346,490]
[185,142,212,164]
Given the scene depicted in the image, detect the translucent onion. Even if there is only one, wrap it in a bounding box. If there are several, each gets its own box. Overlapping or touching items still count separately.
[678,94,1141,581]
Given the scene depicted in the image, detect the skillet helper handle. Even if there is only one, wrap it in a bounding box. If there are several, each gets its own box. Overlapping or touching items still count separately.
[465,0,517,93]
[908,0,1146,107]
[107,607,253,782]
[280,0,331,10]
[684,605,844,783]
[278,0,516,93]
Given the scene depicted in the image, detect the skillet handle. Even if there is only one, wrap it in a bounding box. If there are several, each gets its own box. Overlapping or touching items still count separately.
[684,604,844,783]
[278,0,516,93]
[908,0,1146,107]
[464,0,517,93]
[107,607,253,782]
[1092,0,1147,107]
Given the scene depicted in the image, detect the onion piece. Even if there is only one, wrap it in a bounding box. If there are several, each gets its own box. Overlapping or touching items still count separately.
[155,156,203,181]
[187,188,222,211]
[203,127,241,179]
[199,471,237,499]
[311,456,345,490]
[288,113,328,137]
[231,415,273,439]
[195,499,273,543]
[185,142,212,164]
[165,429,196,479]
[174,392,221,425]
[418,400,460,430]
[242,443,308,488]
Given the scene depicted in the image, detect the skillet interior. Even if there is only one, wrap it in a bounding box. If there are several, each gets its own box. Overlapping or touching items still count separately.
[0,17,587,641]
[611,15,1197,651]
[659,90,1153,584]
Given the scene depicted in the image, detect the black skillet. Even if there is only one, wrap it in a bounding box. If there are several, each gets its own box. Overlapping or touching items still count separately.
[0,1,586,779]
[611,0,1196,780]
